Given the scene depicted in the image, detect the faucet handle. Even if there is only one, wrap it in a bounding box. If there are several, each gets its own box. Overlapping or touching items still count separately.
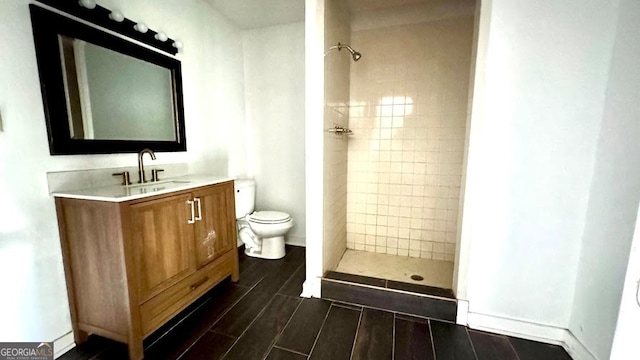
[113,171,131,186]
[151,169,164,182]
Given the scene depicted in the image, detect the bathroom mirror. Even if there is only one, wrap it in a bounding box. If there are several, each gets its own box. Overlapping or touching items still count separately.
[29,5,186,155]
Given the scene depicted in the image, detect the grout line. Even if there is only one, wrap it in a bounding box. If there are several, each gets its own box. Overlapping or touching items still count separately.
[322,277,457,302]
[348,306,365,360]
[174,279,263,359]
[505,336,523,360]
[273,345,311,357]
[465,327,480,360]
[239,258,260,275]
[322,296,456,324]
[391,313,396,360]
[148,264,247,350]
[426,317,457,325]
[145,296,213,350]
[306,302,335,358]
[428,319,437,360]
[260,298,305,360]
[275,262,305,295]
[326,271,387,287]
[212,294,279,360]
[331,301,363,311]
[207,277,265,329]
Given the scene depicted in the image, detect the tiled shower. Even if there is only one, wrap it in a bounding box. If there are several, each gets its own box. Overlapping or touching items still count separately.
[346,17,474,263]
[324,0,475,289]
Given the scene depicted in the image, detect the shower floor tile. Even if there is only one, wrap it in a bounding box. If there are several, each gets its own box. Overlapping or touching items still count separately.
[335,249,454,289]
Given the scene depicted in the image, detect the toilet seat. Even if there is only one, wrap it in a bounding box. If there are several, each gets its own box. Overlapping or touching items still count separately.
[247,211,291,224]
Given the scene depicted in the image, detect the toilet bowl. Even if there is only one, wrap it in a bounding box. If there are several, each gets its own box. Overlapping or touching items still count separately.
[238,211,293,259]
[234,180,293,260]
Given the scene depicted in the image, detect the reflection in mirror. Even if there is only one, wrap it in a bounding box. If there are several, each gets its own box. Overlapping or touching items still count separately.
[29,4,186,155]
[59,36,176,141]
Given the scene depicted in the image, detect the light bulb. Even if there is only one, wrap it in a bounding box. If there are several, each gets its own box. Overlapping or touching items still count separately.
[172,40,183,49]
[109,10,124,22]
[134,23,148,33]
[78,0,96,9]
[154,32,168,42]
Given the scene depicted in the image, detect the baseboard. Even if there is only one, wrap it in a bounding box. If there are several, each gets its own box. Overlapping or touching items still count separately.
[467,312,596,360]
[563,330,598,360]
[54,331,75,359]
[302,277,321,298]
[285,235,306,247]
[456,299,469,325]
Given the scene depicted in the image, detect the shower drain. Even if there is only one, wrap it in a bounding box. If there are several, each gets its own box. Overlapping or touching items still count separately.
[410,274,424,281]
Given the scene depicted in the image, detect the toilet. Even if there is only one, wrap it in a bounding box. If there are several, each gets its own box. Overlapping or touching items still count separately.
[234,179,293,259]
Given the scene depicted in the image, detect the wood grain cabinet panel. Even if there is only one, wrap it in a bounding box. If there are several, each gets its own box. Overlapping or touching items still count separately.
[55,181,240,360]
[130,193,195,302]
[193,184,236,269]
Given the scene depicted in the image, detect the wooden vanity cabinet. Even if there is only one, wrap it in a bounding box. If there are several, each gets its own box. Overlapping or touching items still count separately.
[130,193,195,303]
[55,181,239,360]
[192,184,236,269]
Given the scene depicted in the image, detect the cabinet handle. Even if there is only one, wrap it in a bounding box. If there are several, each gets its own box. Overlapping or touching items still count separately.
[194,197,202,221]
[187,200,195,224]
[190,276,209,290]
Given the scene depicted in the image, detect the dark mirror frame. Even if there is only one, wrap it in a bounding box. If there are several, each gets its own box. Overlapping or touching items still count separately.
[29,4,187,155]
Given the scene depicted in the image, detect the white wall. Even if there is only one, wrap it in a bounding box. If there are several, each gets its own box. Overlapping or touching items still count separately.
[462,0,618,336]
[351,0,475,31]
[303,0,325,297]
[570,0,640,358]
[0,0,245,350]
[242,22,306,245]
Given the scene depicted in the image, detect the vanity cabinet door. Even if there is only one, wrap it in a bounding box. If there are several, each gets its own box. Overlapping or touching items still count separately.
[130,193,196,303]
[193,183,237,269]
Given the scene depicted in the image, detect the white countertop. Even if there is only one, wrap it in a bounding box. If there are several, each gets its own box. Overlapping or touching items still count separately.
[52,175,234,202]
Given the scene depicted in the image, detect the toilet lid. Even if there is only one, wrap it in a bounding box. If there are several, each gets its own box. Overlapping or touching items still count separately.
[248,211,291,224]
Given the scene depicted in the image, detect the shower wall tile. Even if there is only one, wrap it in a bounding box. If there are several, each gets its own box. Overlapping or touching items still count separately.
[323,0,351,271]
[346,17,474,262]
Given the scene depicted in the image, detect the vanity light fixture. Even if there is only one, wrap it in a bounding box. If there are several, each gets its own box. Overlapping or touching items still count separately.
[108,10,124,22]
[41,0,180,54]
[172,40,183,49]
[155,31,168,42]
[134,22,148,33]
[78,0,96,9]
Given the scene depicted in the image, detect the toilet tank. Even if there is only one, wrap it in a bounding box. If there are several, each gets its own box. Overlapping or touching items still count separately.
[234,179,256,219]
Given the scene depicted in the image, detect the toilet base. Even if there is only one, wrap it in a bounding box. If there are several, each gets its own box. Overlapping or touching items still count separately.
[244,235,286,260]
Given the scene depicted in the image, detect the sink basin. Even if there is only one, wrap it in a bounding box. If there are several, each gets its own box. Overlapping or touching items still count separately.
[126,180,191,189]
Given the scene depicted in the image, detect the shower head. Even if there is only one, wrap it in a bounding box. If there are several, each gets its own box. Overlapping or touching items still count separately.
[342,44,362,61]
[327,42,362,62]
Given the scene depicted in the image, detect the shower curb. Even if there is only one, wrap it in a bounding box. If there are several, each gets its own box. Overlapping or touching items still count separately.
[321,276,457,322]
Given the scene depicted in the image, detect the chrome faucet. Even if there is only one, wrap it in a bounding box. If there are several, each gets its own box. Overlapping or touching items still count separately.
[137,148,156,183]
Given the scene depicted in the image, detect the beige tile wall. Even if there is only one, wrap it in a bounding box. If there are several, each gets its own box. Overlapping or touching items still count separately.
[346,17,474,262]
[323,0,351,271]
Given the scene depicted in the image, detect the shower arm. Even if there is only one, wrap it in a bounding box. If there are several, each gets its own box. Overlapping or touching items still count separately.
[324,42,362,61]
[329,43,354,53]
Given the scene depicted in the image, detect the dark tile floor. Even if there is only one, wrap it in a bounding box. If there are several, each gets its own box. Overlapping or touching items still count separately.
[60,246,572,360]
